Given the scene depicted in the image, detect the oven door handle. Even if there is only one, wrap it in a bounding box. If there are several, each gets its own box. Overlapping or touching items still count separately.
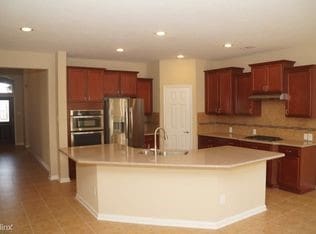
[70,116,102,119]
[71,131,103,135]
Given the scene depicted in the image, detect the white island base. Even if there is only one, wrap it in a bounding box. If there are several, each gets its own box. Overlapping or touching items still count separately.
[76,161,267,230]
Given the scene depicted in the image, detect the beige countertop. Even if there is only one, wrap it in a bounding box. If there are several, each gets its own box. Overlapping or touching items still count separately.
[59,144,284,169]
[198,131,316,148]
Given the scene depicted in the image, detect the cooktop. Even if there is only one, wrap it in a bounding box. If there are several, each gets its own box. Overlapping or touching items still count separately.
[244,135,283,142]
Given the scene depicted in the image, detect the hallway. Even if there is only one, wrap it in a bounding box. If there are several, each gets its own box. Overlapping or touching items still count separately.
[1,146,316,233]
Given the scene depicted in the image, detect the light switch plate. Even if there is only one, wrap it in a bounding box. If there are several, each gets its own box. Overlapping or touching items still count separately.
[252,129,257,135]
[229,126,233,133]
[304,133,308,141]
[307,133,313,142]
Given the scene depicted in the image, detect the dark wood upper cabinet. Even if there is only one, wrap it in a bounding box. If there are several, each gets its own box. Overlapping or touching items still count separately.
[249,60,295,94]
[67,67,87,102]
[205,67,244,115]
[104,70,138,97]
[285,65,316,118]
[120,71,137,97]
[67,67,104,103]
[235,72,261,116]
[136,78,153,114]
[87,69,104,102]
[103,70,120,96]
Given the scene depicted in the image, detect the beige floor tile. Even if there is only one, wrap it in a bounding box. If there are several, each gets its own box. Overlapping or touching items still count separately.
[2,146,316,234]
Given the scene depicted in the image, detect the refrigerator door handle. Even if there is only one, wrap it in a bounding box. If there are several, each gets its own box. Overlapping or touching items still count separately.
[129,107,133,139]
[124,105,129,143]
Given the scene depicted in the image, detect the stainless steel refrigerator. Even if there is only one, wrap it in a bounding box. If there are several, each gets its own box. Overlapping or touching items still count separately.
[104,97,144,148]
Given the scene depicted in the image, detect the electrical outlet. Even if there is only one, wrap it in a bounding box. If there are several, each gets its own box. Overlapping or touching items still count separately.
[252,129,257,135]
[307,133,313,142]
[304,133,308,141]
[219,194,226,205]
[229,126,233,133]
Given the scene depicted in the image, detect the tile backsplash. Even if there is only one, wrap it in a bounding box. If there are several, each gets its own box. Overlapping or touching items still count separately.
[198,100,316,141]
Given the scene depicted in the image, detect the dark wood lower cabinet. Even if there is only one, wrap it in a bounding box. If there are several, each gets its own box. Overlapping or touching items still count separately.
[143,135,159,149]
[68,158,76,180]
[198,135,316,193]
[278,145,316,194]
[238,141,279,187]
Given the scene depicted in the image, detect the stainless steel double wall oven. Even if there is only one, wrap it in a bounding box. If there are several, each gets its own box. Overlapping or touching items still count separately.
[69,109,104,146]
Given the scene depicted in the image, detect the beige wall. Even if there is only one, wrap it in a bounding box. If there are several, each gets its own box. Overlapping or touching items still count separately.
[146,61,160,112]
[0,69,25,145]
[159,59,198,149]
[0,49,58,179]
[24,69,50,168]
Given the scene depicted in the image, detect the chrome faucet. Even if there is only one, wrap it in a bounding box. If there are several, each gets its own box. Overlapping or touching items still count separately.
[154,127,168,156]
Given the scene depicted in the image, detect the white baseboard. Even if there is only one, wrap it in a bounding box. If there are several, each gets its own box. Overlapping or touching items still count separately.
[49,175,59,181]
[76,194,98,219]
[59,177,71,183]
[30,150,49,171]
[75,193,266,230]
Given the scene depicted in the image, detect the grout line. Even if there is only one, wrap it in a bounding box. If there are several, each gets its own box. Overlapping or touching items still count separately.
[199,122,316,131]
[20,201,35,234]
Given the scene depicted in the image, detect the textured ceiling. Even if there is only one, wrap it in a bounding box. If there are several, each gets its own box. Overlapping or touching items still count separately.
[0,0,315,61]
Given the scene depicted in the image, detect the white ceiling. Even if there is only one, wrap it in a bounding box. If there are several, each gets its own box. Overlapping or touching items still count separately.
[1,0,315,62]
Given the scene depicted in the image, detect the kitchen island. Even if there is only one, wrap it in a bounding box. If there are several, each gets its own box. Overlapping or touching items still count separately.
[59,144,284,229]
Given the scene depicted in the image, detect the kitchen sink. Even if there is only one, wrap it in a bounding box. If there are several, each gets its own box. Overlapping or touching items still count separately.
[139,148,189,156]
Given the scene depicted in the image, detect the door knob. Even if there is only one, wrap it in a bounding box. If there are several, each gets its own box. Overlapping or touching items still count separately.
[184,131,190,134]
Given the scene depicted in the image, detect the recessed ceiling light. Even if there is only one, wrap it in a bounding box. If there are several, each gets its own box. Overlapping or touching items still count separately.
[177,54,184,59]
[224,43,232,48]
[155,31,166,36]
[20,27,33,32]
[116,48,124,52]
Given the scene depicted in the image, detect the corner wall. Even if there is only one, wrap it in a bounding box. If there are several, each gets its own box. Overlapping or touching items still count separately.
[24,70,50,168]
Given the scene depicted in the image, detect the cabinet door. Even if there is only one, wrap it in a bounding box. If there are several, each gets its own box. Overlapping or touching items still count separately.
[205,72,219,114]
[87,69,104,102]
[67,68,87,102]
[137,79,153,114]
[120,72,137,97]
[278,156,300,190]
[286,70,311,117]
[198,135,210,149]
[218,71,233,114]
[252,66,267,93]
[144,135,158,148]
[103,71,120,96]
[267,63,283,93]
[235,73,261,115]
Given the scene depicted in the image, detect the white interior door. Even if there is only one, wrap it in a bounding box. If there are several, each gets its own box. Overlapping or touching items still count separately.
[163,85,192,150]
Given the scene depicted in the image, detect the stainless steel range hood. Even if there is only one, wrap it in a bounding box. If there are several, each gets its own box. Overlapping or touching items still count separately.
[248,93,289,100]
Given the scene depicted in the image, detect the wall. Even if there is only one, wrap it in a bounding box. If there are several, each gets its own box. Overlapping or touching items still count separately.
[0,69,24,145]
[0,49,58,179]
[24,69,50,169]
[159,59,198,149]
[146,61,160,112]
[197,45,316,141]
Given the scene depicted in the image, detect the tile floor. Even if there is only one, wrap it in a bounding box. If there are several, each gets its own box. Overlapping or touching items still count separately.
[0,145,316,233]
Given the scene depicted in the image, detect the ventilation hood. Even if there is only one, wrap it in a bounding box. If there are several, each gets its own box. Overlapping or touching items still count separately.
[248,93,289,100]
